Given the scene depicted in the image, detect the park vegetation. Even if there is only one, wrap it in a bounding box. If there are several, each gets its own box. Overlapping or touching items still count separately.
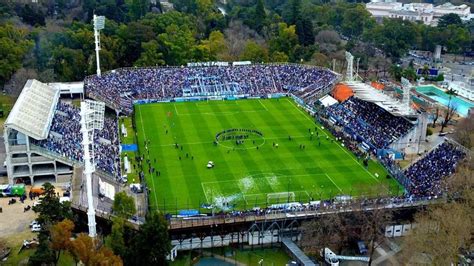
[27,182,170,265]
[0,0,472,94]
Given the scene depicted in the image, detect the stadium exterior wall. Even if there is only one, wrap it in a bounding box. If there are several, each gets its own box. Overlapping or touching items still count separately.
[389,112,429,154]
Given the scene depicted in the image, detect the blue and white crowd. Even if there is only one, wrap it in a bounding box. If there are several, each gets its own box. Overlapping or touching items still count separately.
[32,102,121,178]
[85,64,337,114]
[325,97,413,150]
[403,141,466,197]
[26,63,467,208]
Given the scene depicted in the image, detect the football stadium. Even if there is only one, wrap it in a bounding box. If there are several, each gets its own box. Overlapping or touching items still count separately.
[3,62,467,217]
[134,98,401,211]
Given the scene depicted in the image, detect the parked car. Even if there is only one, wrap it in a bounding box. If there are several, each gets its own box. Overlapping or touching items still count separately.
[31,224,41,232]
[29,220,39,228]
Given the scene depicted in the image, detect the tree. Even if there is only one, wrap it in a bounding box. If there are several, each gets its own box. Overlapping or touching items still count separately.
[51,46,87,81]
[33,182,73,226]
[271,51,289,62]
[389,64,403,81]
[4,68,38,97]
[200,30,227,61]
[127,212,171,265]
[117,22,155,66]
[432,107,440,128]
[16,4,46,26]
[301,213,353,255]
[126,0,149,20]
[223,20,263,61]
[105,217,126,258]
[341,4,374,38]
[437,13,462,28]
[440,93,458,133]
[70,233,123,266]
[283,0,302,25]
[295,17,314,46]
[134,40,165,67]
[29,232,56,266]
[402,203,473,265]
[0,24,33,87]
[112,191,136,219]
[358,207,393,265]
[31,183,73,265]
[436,25,470,55]
[401,67,417,82]
[254,0,266,33]
[454,114,474,149]
[158,24,196,65]
[50,219,74,264]
[365,18,419,59]
[240,40,268,62]
[310,52,329,67]
[269,23,298,60]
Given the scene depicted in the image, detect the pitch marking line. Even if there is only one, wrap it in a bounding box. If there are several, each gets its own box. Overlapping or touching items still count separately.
[201,182,210,204]
[173,103,180,115]
[258,99,269,111]
[146,135,310,148]
[285,98,380,183]
[138,106,160,210]
[325,173,342,192]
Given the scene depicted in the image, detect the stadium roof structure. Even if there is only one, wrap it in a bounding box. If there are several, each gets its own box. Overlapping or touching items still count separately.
[345,81,414,116]
[48,81,84,95]
[5,79,60,140]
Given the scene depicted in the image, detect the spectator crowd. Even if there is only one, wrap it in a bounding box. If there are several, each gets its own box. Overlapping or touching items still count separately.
[325,96,414,150]
[403,141,466,197]
[85,64,337,114]
[32,102,121,178]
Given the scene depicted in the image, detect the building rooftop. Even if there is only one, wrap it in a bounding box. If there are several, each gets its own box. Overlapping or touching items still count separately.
[5,79,60,140]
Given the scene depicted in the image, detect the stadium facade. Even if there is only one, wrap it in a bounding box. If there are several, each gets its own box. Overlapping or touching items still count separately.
[3,80,73,185]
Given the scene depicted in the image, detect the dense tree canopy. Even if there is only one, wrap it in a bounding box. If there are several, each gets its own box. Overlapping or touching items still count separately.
[0,0,472,86]
[0,24,33,86]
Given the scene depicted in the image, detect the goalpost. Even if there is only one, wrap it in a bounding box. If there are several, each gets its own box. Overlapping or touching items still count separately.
[267,192,295,203]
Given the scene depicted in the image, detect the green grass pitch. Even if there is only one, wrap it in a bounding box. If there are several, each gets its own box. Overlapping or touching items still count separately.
[134,98,402,212]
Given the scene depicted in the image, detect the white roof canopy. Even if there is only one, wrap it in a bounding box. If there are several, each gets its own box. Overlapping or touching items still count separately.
[319,95,338,107]
[5,80,60,140]
[345,81,413,116]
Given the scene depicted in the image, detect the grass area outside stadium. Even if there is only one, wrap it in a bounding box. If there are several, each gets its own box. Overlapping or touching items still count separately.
[133,97,403,213]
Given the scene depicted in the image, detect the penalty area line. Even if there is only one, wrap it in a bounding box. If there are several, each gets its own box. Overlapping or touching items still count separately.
[325,173,342,193]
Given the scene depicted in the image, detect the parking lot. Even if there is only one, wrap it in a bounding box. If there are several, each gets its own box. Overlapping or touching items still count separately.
[0,195,37,247]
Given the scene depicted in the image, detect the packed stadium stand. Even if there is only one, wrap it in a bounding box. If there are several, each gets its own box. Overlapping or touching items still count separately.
[324,96,415,151]
[4,80,120,185]
[84,64,338,114]
[403,141,466,197]
[3,63,467,203]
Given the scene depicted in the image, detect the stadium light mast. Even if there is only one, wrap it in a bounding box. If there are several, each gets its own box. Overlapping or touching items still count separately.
[80,100,105,238]
[401,77,412,115]
[93,15,105,77]
[345,51,354,82]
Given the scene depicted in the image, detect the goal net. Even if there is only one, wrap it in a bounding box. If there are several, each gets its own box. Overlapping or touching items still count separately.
[267,192,295,203]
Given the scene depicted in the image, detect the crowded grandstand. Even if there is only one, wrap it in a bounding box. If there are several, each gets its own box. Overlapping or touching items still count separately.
[3,63,468,212]
[85,64,338,114]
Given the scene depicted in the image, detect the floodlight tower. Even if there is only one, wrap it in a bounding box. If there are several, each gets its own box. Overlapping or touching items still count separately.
[80,100,105,238]
[401,77,412,115]
[93,15,105,77]
[345,51,354,82]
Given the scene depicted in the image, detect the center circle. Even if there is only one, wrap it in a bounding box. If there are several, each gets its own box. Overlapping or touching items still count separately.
[215,128,265,150]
